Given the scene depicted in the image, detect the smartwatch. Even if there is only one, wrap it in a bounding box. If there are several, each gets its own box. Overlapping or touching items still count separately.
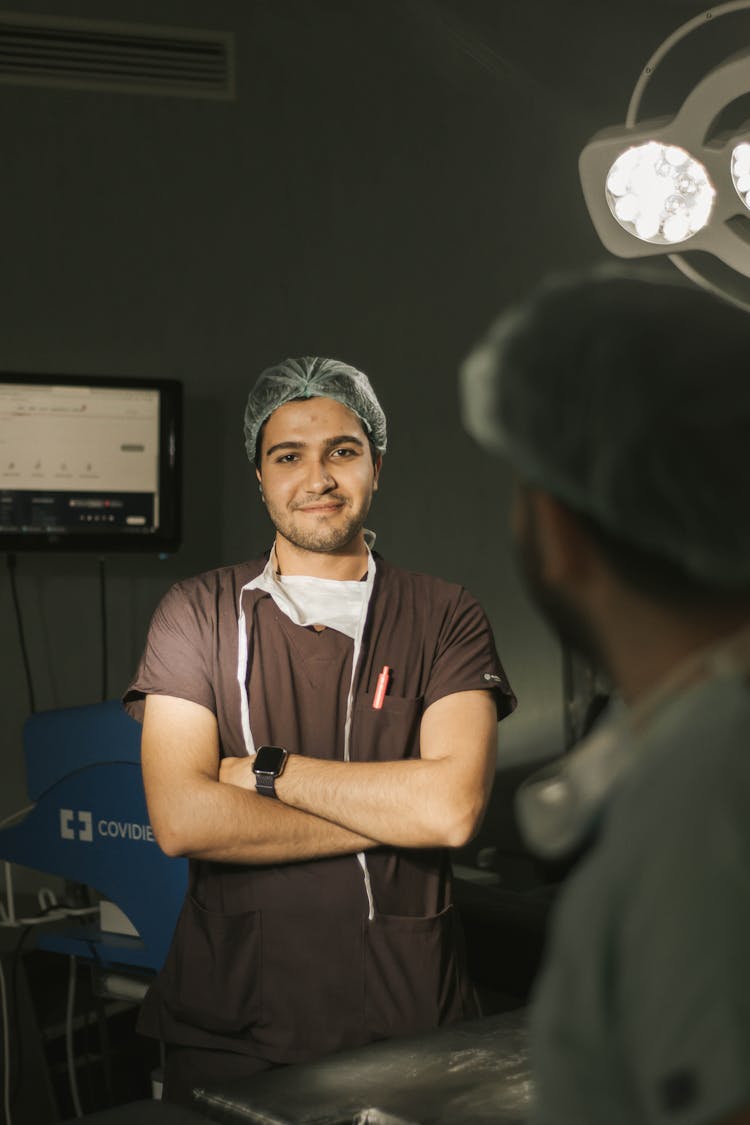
[253,745,288,798]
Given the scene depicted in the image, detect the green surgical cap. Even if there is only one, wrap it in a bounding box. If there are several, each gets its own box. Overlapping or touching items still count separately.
[460,266,750,589]
[244,356,387,463]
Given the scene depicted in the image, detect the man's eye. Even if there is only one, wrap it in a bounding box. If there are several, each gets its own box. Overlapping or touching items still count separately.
[331,447,356,458]
[277,453,299,463]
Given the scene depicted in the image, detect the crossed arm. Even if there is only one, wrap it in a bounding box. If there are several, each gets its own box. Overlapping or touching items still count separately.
[141,689,498,865]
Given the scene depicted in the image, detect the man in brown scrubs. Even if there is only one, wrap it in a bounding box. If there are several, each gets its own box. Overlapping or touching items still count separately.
[124,356,516,1105]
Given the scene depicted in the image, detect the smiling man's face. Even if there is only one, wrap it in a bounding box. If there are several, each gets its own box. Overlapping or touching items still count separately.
[256,397,381,556]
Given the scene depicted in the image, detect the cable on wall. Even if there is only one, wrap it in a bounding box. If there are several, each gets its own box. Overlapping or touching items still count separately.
[66,956,83,1118]
[0,957,12,1125]
[8,924,33,1114]
[98,557,108,702]
[7,552,112,712]
[6,555,36,715]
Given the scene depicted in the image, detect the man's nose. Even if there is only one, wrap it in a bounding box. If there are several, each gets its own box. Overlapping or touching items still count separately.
[305,460,336,492]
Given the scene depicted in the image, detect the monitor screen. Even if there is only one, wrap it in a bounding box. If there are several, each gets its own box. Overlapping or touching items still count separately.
[0,375,182,553]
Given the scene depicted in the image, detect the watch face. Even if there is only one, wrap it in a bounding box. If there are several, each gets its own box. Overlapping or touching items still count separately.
[253,745,287,776]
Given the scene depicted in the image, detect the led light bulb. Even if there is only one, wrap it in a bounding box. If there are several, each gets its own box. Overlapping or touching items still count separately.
[730,142,750,212]
[663,213,690,242]
[605,142,715,245]
[636,211,661,240]
[733,143,750,175]
[665,145,687,166]
[614,194,639,223]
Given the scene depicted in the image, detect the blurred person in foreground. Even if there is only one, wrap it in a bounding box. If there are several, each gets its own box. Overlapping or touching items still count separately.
[461,267,750,1125]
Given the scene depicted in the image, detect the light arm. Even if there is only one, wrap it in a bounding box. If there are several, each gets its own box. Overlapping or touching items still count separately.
[141,694,377,864]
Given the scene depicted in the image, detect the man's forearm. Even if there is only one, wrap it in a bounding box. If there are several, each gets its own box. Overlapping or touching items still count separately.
[274,755,476,848]
[276,690,497,847]
[153,775,377,864]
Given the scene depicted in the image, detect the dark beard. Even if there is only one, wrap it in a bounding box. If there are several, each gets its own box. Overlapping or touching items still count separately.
[515,496,606,671]
[264,492,370,556]
[281,512,365,553]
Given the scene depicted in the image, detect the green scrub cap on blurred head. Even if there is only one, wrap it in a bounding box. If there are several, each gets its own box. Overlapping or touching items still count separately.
[245,356,387,463]
[460,266,750,589]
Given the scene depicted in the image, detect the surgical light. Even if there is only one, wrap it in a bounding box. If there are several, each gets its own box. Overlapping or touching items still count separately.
[579,1,750,308]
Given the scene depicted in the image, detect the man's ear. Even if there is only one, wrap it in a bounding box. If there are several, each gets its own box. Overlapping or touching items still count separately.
[373,453,383,491]
[530,491,598,586]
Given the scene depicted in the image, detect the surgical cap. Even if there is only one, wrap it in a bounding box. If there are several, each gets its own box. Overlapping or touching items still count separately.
[244,356,387,463]
[460,266,750,589]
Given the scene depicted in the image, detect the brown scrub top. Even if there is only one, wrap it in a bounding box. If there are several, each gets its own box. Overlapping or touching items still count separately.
[124,552,515,1063]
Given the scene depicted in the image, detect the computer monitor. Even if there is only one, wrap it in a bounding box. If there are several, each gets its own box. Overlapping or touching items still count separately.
[0,375,182,553]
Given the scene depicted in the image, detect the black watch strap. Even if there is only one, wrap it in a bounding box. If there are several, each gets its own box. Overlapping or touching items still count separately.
[254,772,279,799]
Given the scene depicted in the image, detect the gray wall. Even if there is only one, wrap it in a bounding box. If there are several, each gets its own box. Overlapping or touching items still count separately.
[0,0,710,888]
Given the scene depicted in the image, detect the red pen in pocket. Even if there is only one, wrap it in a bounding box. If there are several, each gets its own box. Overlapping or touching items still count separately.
[372,665,390,709]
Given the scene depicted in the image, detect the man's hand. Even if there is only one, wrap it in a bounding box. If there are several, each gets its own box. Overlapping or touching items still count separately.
[141,695,377,864]
[219,753,257,789]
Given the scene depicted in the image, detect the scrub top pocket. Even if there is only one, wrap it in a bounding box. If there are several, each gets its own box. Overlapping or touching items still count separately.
[159,895,263,1037]
[352,694,424,762]
[363,904,473,1040]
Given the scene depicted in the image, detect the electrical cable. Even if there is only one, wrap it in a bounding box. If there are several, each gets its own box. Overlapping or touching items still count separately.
[89,962,114,1109]
[5,902,66,1110]
[8,924,33,1112]
[81,1002,93,1113]
[0,906,97,929]
[3,905,99,1116]
[0,808,34,835]
[98,557,108,702]
[6,555,35,715]
[0,958,12,1125]
[66,956,83,1118]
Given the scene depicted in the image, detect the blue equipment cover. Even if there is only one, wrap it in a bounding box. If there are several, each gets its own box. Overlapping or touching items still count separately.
[0,700,186,971]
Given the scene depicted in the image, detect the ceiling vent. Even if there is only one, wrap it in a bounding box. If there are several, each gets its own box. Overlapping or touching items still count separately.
[0,10,234,99]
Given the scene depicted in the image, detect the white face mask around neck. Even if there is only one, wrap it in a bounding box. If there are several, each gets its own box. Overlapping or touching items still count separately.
[235,529,377,754]
[254,559,370,639]
[247,527,376,636]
